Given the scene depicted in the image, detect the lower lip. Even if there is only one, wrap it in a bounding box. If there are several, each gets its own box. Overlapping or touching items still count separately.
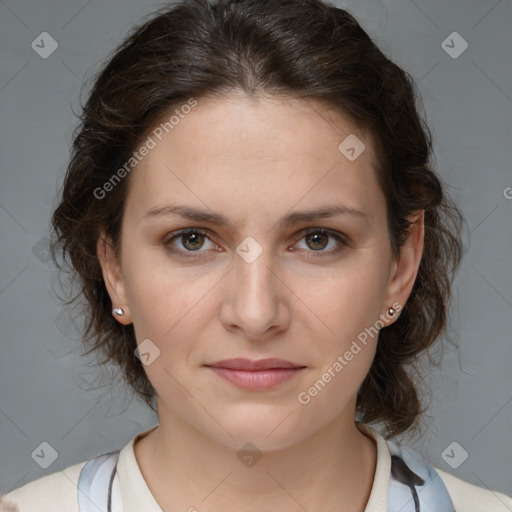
[207,367,305,390]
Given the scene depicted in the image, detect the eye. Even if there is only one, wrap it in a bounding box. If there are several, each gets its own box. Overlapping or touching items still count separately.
[293,228,348,258]
[164,228,219,257]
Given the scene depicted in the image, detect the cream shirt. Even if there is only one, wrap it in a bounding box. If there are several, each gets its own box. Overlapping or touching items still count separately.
[1,423,511,511]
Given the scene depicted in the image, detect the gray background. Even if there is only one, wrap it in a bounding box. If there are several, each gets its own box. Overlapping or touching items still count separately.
[1,0,511,500]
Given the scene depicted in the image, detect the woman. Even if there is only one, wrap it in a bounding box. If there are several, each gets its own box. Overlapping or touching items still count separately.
[2,0,511,510]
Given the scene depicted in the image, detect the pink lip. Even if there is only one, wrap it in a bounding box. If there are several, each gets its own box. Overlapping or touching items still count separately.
[206,358,303,371]
[204,358,306,390]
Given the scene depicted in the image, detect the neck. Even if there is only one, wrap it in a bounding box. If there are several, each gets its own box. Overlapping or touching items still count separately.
[134,403,377,512]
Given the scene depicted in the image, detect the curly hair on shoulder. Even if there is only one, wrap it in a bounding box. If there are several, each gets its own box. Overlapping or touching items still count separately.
[50,0,463,438]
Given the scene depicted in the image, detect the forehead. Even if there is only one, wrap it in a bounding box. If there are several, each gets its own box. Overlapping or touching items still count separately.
[125,94,381,221]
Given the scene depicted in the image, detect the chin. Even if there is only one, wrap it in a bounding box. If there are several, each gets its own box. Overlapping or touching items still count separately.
[208,413,309,452]
[220,429,301,453]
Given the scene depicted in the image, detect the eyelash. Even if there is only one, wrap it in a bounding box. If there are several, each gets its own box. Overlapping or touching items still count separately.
[163,228,349,259]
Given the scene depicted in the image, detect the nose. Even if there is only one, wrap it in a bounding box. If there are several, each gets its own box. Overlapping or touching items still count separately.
[219,246,291,342]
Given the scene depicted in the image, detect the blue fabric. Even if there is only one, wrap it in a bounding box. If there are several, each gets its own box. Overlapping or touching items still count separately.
[386,439,456,511]
[77,451,121,512]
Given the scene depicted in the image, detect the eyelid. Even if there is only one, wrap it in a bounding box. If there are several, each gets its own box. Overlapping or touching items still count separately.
[299,227,350,245]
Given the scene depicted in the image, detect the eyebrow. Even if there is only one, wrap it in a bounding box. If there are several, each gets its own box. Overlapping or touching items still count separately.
[142,203,367,228]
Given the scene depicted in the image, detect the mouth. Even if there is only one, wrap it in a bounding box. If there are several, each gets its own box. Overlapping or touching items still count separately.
[204,358,306,390]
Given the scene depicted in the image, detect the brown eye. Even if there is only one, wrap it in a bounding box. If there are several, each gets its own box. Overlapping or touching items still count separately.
[294,228,348,259]
[164,228,219,258]
[305,231,329,251]
[181,231,206,251]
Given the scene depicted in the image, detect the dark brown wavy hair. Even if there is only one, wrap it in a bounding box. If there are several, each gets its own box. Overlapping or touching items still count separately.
[50,0,463,439]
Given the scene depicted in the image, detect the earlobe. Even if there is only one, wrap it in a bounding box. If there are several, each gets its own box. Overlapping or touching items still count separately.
[96,229,132,324]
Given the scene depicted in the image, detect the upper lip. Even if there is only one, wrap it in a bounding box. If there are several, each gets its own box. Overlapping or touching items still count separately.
[205,358,305,371]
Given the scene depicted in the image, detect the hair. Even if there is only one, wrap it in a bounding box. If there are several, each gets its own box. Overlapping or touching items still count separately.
[50,0,463,438]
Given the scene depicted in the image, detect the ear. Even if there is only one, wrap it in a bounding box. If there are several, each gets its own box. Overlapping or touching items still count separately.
[97,227,132,325]
[382,210,425,323]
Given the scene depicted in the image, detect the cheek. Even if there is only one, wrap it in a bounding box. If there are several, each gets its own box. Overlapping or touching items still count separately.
[122,252,217,374]
[124,266,201,401]
[296,350,375,432]
[293,256,390,340]
[296,301,379,417]
[122,246,199,332]
[290,254,389,401]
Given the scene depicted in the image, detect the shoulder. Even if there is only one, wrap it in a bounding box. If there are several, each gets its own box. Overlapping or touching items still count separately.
[360,423,512,512]
[0,460,86,512]
[435,467,512,512]
[0,426,158,512]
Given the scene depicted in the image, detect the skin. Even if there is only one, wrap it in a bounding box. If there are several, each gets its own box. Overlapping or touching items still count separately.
[97,92,424,512]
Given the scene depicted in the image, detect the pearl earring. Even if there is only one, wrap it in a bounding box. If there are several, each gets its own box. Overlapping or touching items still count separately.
[112,307,124,317]
[387,307,396,317]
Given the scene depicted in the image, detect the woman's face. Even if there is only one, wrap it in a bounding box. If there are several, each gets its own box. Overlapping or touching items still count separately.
[99,93,423,450]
